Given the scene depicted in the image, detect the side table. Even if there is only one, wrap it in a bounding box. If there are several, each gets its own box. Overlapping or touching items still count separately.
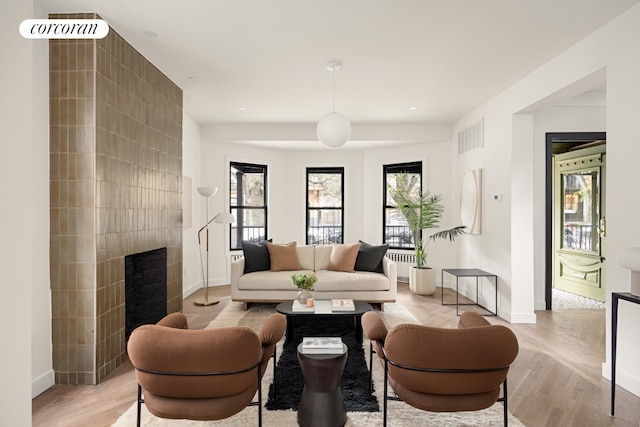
[441,268,498,316]
[611,292,640,416]
[297,343,348,427]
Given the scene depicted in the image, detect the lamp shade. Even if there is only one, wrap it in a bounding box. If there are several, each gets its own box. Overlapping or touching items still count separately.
[619,247,640,296]
[213,212,236,224]
[317,112,351,148]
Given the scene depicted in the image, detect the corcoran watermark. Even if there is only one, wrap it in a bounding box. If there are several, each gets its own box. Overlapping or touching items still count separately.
[19,19,109,39]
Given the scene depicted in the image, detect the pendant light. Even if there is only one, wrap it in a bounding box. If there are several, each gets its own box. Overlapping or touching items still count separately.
[317,61,351,148]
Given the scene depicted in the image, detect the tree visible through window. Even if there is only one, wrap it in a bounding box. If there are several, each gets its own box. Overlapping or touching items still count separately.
[230,162,267,250]
[383,162,422,249]
[307,167,344,245]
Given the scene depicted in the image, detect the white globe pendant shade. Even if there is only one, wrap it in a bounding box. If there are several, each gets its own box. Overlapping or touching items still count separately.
[317,111,351,148]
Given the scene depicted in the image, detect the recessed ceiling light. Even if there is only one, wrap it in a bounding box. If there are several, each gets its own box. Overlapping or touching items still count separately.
[142,29,157,38]
[238,107,247,111]
[188,76,199,82]
[409,106,418,110]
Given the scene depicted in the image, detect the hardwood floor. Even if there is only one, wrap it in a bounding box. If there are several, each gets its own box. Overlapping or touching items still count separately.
[32,283,640,426]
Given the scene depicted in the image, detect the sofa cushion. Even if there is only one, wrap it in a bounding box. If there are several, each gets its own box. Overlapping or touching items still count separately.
[238,270,313,290]
[354,241,389,273]
[240,239,272,273]
[327,242,362,272]
[266,241,302,271]
[296,245,315,271]
[314,245,333,270]
[314,270,390,292]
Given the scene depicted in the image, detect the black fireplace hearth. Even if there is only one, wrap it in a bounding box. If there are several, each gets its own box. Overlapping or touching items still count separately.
[125,247,168,340]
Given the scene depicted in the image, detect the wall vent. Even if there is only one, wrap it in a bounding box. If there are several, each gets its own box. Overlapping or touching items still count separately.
[231,253,244,262]
[458,118,484,154]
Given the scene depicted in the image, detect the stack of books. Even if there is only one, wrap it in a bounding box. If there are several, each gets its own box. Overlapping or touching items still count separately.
[301,336,344,354]
[331,298,355,312]
[292,300,315,312]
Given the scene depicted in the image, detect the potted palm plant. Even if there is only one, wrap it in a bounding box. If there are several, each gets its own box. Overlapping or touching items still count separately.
[389,173,466,295]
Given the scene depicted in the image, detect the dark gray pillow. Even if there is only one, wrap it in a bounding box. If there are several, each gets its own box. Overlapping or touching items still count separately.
[354,241,388,273]
[241,239,272,273]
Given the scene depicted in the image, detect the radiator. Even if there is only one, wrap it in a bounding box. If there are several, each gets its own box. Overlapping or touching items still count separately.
[386,251,415,283]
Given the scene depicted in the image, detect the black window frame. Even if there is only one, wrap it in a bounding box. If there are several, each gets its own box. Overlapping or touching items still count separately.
[229,161,268,250]
[306,167,345,246]
[383,161,422,250]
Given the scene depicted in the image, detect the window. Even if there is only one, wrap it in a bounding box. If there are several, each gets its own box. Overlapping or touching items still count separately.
[307,167,344,245]
[383,161,422,249]
[229,162,267,250]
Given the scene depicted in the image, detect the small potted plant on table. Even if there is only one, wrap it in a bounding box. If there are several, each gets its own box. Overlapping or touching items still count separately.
[291,273,318,304]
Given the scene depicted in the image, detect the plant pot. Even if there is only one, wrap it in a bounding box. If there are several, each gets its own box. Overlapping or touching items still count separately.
[409,267,436,295]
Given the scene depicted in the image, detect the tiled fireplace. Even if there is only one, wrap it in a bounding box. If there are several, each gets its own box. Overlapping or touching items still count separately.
[49,13,183,384]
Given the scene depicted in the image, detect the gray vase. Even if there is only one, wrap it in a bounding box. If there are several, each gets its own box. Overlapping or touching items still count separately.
[296,288,312,304]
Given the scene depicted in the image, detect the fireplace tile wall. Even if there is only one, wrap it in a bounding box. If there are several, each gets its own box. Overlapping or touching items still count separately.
[49,13,183,384]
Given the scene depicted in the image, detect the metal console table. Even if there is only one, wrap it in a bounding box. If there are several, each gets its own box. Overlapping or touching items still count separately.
[441,268,497,316]
[611,291,640,416]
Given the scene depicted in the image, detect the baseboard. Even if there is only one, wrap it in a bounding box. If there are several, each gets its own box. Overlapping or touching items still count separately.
[509,312,537,324]
[183,281,201,299]
[32,369,55,398]
[183,280,230,299]
[602,362,640,398]
[534,299,547,311]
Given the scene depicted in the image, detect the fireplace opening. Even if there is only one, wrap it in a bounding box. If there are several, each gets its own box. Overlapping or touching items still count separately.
[125,247,168,341]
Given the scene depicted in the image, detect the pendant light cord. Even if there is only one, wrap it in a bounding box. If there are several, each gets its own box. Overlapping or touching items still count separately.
[332,67,336,112]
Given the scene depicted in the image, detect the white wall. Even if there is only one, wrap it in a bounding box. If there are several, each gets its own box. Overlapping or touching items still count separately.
[182,114,205,297]
[4,0,40,424]
[453,3,640,395]
[30,1,54,399]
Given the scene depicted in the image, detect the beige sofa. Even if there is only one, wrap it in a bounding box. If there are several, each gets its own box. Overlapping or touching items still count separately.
[231,244,397,310]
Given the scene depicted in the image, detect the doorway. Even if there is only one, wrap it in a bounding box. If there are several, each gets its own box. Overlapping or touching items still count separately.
[545,132,606,310]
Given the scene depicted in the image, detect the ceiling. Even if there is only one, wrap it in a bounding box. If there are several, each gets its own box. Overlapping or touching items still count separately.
[35,0,637,131]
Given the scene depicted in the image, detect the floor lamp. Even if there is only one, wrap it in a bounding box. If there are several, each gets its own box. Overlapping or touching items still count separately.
[195,187,235,306]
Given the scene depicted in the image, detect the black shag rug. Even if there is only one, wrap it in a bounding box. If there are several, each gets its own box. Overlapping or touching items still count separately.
[265,315,379,412]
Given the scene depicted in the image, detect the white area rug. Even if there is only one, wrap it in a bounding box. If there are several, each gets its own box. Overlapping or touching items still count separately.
[113,302,526,427]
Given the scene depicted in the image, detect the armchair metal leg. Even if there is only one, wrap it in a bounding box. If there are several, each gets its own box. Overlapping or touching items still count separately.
[383,361,389,427]
[272,347,277,398]
[503,379,508,427]
[258,363,263,427]
[368,341,374,394]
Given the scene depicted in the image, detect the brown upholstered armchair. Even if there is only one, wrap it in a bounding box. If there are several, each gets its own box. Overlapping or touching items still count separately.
[127,311,286,427]
[362,311,519,426]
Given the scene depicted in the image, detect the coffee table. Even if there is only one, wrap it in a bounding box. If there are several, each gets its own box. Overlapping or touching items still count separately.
[276,300,372,344]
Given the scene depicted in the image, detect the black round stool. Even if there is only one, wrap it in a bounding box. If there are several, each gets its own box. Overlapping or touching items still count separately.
[296,343,348,427]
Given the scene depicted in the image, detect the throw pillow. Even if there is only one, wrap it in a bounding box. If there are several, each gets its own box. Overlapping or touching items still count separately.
[354,241,389,273]
[241,239,272,274]
[266,241,302,271]
[327,242,362,272]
